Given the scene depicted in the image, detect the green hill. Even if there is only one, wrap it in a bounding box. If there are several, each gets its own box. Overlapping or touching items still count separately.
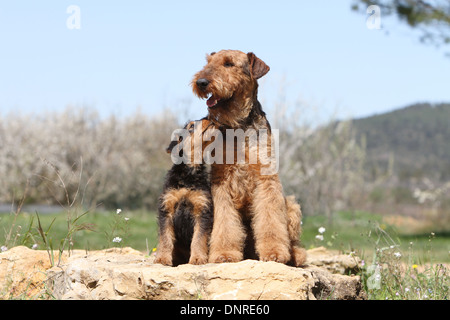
[352,103,450,183]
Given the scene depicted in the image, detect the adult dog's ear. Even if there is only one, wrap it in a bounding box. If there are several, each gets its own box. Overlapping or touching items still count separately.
[247,52,270,79]
[206,51,216,63]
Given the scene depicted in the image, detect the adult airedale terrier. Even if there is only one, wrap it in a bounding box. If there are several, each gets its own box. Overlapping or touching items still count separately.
[177,118,306,265]
[154,121,213,266]
[192,50,307,266]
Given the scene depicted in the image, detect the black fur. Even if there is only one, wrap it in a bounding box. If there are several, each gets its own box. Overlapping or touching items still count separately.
[157,122,213,266]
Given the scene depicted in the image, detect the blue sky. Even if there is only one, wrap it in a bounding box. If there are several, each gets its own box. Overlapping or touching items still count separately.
[1,1,449,123]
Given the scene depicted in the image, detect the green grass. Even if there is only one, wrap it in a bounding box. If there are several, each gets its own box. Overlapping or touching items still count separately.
[1,208,448,300]
[302,211,450,263]
[302,211,449,300]
[0,209,159,254]
[2,208,448,262]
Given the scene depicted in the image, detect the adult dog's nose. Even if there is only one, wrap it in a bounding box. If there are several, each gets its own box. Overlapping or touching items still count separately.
[196,78,209,90]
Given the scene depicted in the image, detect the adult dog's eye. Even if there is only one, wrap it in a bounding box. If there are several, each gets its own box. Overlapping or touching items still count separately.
[224,61,234,67]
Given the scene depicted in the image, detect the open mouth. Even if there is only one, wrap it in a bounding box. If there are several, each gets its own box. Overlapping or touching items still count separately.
[206,93,231,108]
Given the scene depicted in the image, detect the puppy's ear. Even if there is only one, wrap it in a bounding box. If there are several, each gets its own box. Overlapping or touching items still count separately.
[166,126,185,154]
[166,140,179,154]
[247,52,270,79]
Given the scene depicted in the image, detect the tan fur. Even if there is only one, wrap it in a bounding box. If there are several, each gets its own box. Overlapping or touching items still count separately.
[191,50,306,265]
[155,188,211,266]
[285,195,307,266]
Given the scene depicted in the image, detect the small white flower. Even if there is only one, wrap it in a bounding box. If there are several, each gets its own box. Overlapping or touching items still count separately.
[405,288,410,292]
[318,227,326,234]
[116,209,122,214]
[1,246,7,252]
[124,217,129,221]
[112,237,122,243]
[315,235,324,241]
[31,243,38,250]
[394,252,402,258]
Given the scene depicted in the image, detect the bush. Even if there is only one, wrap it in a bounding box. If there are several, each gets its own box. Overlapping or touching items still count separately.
[0,107,179,210]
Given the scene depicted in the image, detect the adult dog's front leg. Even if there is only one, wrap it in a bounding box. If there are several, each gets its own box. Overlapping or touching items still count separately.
[252,177,291,263]
[208,184,246,263]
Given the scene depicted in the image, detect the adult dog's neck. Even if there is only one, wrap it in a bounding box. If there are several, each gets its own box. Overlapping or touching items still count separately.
[208,87,269,132]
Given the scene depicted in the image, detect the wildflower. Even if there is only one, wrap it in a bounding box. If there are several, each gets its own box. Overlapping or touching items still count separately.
[318,227,326,234]
[1,246,7,252]
[412,264,418,269]
[124,217,129,221]
[405,288,410,292]
[116,209,122,214]
[112,237,122,243]
[31,243,38,250]
[315,235,324,241]
[152,247,157,252]
[394,252,402,258]
[361,260,365,267]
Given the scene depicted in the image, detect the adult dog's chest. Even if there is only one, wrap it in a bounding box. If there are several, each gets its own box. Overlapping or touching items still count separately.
[211,163,258,210]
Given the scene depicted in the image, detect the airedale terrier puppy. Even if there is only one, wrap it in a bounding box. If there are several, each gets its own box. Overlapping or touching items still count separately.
[154,121,213,266]
[189,116,307,266]
[192,51,307,266]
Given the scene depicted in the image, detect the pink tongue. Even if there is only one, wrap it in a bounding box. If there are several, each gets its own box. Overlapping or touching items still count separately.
[207,96,218,108]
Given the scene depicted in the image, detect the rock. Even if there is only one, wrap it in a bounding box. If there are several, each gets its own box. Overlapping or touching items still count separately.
[306,246,361,275]
[1,246,366,300]
[47,250,365,300]
[0,246,142,299]
[0,246,61,299]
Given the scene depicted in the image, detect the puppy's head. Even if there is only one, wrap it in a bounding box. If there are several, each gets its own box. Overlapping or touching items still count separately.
[166,118,213,165]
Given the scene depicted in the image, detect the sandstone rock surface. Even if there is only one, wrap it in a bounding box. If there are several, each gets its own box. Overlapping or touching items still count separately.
[1,246,366,300]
